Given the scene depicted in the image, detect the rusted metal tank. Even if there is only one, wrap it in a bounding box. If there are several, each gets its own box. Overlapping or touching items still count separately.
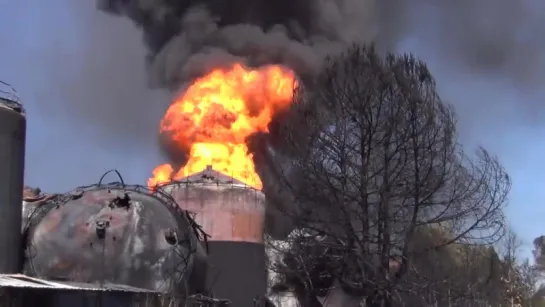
[21,174,209,301]
[0,91,25,274]
[159,166,267,307]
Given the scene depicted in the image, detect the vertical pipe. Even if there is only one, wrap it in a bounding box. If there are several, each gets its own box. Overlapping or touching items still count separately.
[0,97,25,273]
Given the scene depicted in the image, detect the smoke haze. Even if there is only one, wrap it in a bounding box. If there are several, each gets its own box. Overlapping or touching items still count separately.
[90,0,545,239]
[96,0,380,87]
[4,0,545,193]
[58,2,169,145]
[401,0,545,84]
[0,0,169,190]
[90,0,545,172]
[1,0,543,244]
[95,0,545,87]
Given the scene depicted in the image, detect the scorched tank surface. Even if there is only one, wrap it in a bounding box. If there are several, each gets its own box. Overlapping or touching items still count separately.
[0,93,25,274]
[22,180,208,299]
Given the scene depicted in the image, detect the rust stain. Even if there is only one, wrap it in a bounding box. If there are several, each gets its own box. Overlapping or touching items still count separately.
[23,186,39,199]
[232,212,264,243]
[42,210,62,233]
[53,260,73,271]
[81,190,115,205]
[74,218,90,238]
[192,210,264,243]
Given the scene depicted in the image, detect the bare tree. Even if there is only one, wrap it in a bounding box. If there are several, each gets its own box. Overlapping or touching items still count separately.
[266,44,510,307]
[501,228,522,265]
[495,228,535,307]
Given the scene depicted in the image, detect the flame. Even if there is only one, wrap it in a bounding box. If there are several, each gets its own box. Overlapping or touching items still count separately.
[148,63,296,190]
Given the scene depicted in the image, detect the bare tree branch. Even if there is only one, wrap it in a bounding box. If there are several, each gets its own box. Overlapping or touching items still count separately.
[265,44,511,307]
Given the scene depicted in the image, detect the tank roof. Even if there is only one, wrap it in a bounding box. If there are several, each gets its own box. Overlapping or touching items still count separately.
[0,96,24,114]
[0,81,24,114]
[174,165,254,188]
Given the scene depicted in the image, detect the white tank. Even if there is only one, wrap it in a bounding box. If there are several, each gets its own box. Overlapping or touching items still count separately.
[160,166,267,307]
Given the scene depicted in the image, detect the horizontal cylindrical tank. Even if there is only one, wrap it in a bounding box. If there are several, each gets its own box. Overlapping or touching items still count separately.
[22,183,208,298]
[160,166,267,307]
[0,96,25,273]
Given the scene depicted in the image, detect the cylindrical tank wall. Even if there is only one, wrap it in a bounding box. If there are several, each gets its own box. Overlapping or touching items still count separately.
[166,183,266,243]
[0,98,25,273]
[207,241,268,307]
[164,182,267,307]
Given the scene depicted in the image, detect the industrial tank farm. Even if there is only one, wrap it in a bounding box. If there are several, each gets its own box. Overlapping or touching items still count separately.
[18,168,274,306]
[21,176,209,300]
[0,78,287,306]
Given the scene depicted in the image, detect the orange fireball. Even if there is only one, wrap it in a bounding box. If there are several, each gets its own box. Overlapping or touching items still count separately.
[148,63,297,190]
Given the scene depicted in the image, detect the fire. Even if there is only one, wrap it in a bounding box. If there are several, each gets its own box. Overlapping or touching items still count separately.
[148,63,296,190]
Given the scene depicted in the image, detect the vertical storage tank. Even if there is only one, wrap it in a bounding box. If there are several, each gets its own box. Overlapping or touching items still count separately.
[161,165,267,307]
[0,93,25,273]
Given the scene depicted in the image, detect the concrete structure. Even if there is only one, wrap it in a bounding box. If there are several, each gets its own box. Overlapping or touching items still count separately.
[22,182,208,300]
[0,93,25,273]
[0,273,159,307]
[161,166,267,307]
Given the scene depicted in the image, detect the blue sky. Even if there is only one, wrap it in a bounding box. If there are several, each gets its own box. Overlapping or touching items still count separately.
[1,1,544,258]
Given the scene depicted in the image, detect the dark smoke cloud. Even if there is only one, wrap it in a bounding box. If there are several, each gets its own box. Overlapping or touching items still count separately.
[96,0,378,88]
[94,0,545,237]
[95,0,545,96]
[94,0,379,238]
[91,0,545,148]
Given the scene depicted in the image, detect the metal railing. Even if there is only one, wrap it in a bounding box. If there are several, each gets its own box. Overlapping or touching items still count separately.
[158,165,263,192]
[0,80,24,114]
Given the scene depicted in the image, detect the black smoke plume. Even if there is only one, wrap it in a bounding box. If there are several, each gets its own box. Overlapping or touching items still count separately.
[95,0,545,88]
[94,0,545,237]
[95,0,377,90]
[94,0,377,237]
